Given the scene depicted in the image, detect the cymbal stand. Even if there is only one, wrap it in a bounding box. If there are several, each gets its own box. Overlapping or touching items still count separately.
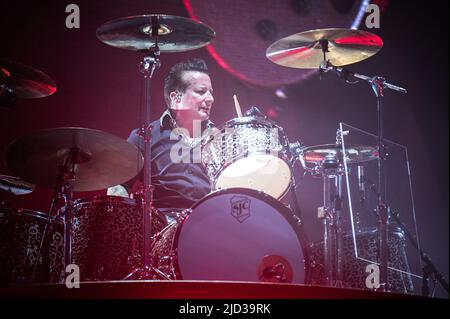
[391,211,449,297]
[372,77,390,290]
[30,151,78,283]
[288,141,311,264]
[124,16,169,280]
[361,173,449,296]
[319,151,346,287]
[320,60,407,290]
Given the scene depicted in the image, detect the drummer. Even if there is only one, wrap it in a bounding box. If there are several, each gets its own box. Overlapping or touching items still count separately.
[108,58,215,222]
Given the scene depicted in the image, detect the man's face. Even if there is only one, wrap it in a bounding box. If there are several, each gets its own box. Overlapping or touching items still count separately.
[171,71,214,121]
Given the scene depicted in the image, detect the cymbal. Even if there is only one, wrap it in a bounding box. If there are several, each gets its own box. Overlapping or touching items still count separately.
[266,28,383,69]
[96,14,215,52]
[5,127,143,192]
[301,144,378,165]
[0,174,35,195]
[0,59,57,98]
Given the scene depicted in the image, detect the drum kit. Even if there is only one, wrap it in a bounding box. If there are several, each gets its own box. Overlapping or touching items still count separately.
[1,14,415,292]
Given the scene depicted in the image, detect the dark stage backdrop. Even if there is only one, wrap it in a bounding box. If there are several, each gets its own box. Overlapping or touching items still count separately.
[0,0,448,298]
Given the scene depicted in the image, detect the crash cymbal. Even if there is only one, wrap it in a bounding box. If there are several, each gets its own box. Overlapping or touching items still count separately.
[0,174,35,195]
[0,59,57,98]
[301,144,378,165]
[266,28,383,69]
[96,14,215,52]
[5,127,143,192]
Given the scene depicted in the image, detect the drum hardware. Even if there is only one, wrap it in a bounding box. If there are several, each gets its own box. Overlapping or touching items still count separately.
[356,165,366,207]
[285,139,311,269]
[321,152,345,287]
[33,159,76,281]
[244,105,266,118]
[362,176,449,296]
[390,210,449,297]
[97,14,215,279]
[288,141,305,161]
[351,174,449,296]
[147,208,191,280]
[4,127,144,283]
[288,160,312,283]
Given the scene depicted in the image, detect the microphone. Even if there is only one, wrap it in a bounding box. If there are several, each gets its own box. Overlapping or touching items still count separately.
[357,165,366,206]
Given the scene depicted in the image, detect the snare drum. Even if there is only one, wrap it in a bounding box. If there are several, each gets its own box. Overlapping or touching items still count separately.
[202,116,292,199]
[0,208,64,285]
[152,188,306,283]
[71,196,167,281]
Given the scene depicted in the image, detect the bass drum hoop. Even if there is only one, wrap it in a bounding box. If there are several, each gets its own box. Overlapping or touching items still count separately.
[73,195,140,210]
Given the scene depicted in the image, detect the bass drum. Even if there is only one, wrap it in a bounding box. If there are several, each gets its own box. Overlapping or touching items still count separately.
[152,188,306,283]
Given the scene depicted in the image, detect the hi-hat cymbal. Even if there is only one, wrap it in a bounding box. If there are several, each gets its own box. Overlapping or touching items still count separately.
[301,144,379,165]
[0,174,35,195]
[0,59,57,98]
[96,14,215,52]
[266,28,383,69]
[5,127,143,192]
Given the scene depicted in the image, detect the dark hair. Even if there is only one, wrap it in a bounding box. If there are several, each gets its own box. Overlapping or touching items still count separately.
[164,58,209,107]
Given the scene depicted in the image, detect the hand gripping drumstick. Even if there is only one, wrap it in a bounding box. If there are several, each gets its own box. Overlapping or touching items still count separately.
[233,94,243,118]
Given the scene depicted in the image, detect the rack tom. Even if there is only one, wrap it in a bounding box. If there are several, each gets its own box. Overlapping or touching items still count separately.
[202,116,292,199]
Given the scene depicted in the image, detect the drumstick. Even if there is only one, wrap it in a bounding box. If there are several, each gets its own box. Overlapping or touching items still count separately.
[233,94,243,118]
